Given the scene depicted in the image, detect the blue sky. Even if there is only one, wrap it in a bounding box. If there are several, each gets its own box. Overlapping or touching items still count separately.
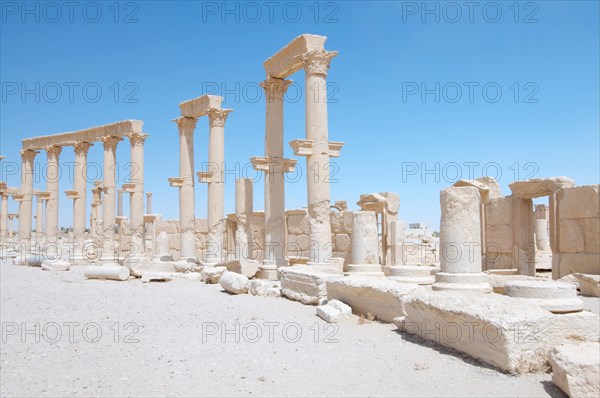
[1,0,598,229]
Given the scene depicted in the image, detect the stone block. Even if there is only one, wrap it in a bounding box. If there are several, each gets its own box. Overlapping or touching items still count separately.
[573,273,600,297]
[201,266,227,284]
[248,280,281,297]
[584,218,600,253]
[41,260,71,272]
[558,185,599,220]
[559,219,585,253]
[288,234,309,251]
[280,266,341,305]
[485,224,514,253]
[316,305,342,323]
[287,210,309,235]
[326,277,425,322]
[398,292,599,373]
[484,253,515,271]
[557,253,600,277]
[550,342,600,398]
[219,271,250,294]
[486,196,513,225]
[334,234,351,252]
[84,265,130,281]
[327,299,352,315]
[223,259,260,279]
[141,272,172,283]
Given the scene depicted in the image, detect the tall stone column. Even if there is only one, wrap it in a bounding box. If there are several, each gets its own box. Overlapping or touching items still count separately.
[117,189,124,217]
[19,149,37,254]
[45,146,62,254]
[252,77,296,279]
[202,108,232,266]
[290,50,342,265]
[35,194,43,244]
[146,192,152,214]
[127,132,147,265]
[100,136,122,263]
[235,178,253,262]
[73,142,92,261]
[171,117,198,261]
[8,215,14,239]
[432,186,492,293]
[0,193,8,243]
[345,211,384,276]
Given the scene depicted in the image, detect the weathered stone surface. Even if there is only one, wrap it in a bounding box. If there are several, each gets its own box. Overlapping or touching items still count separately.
[280,266,341,305]
[141,272,172,283]
[558,185,599,220]
[509,177,575,199]
[316,305,343,323]
[201,266,227,284]
[327,299,352,315]
[248,280,281,297]
[486,274,539,294]
[386,265,439,284]
[223,259,260,278]
[326,277,424,322]
[503,280,584,313]
[559,219,585,253]
[399,292,599,373]
[84,265,130,281]
[219,271,250,294]
[287,210,309,235]
[485,196,513,225]
[41,260,71,272]
[557,253,600,277]
[550,342,600,398]
[573,273,600,297]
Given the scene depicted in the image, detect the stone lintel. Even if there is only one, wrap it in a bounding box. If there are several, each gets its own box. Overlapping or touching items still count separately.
[22,120,143,151]
[65,190,79,199]
[264,34,327,79]
[509,177,576,199]
[250,156,297,173]
[453,179,491,204]
[168,177,184,188]
[179,95,223,118]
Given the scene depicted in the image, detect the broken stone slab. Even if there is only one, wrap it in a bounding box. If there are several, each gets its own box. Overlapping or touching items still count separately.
[327,299,352,315]
[573,273,600,297]
[248,280,281,297]
[129,260,178,277]
[222,259,260,279]
[219,271,250,295]
[84,265,130,281]
[549,342,600,398]
[326,276,425,322]
[316,305,343,323]
[503,280,584,313]
[173,272,203,282]
[397,291,599,374]
[173,260,201,273]
[41,260,71,272]
[200,266,227,284]
[486,274,543,294]
[141,272,172,283]
[386,265,439,285]
[280,265,342,305]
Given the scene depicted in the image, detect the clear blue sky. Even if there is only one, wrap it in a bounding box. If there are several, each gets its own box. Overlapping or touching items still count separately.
[1,0,598,230]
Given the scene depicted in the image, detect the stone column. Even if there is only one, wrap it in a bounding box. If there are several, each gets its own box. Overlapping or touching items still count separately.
[35,194,43,244]
[535,219,550,251]
[100,136,122,264]
[0,193,7,243]
[146,192,152,214]
[117,189,124,217]
[45,146,62,254]
[433,186,492,292]
[290,50,342,265]
[512,196,535,276]
[345,211,384,276]
[252,77,296,279]
[73,142,93,261]
[202,108,232,266]
[127,132,147,265]
[19,149,37,254]
[172,117,198,261]
[90,183,102,243]
[235,178,253,263]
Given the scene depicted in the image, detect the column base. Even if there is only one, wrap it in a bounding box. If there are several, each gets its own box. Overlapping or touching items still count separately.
[432,272,492,293]
[344,264,385,277]
[385,265,440,285]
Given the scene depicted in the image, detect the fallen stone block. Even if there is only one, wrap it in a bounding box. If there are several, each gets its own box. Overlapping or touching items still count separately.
[84,265,130,281]
[486,274,541,294]
[503,280,584,313]
[328,299,352,315]
[316,305,343,323]
[550,342,600,398]
[222,259,260,279]
[201,266,227,284]
[41,260,71,272]
[18,254,44,267]
[573,273,600,297]
[219,271,250,294]
[141,272,172,283]
[280,266,341,305]
[326,276,425,322]
[248,280,281,297]
[398,291,600,373]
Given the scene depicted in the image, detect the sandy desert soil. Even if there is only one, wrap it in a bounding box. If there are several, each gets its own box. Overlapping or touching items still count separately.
[0,260,570,397]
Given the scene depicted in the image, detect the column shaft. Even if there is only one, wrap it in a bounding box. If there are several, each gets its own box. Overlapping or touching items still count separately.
[100,136,121,263]
[175,117,198,260]
[19,150,37,253]
[0,194,7,243]
[73,142,92,260]
[35,195,43,243]
[45,146,62,251]
[128,133,147,264]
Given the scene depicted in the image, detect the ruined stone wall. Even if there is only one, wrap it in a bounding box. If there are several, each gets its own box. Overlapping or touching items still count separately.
[555,185,600,278]
[484,196,515,270]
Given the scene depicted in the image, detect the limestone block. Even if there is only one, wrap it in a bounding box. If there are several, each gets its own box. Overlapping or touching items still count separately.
[248,280,281,297]
[280,266,341,305]
[485,196,513,225]
[503,280,583,313]
[484,253,515,271]
[558,253,600,276]
[335,234,351,252]
[327,299,352,315]
[326,277,425,322]
[343,211,354,233]
[399,292,599,373]
[84,265,130,281]
[558,185,599,220]
[20,254,44,267]
[219,271,250,294]
[509,177,575,200]
[584,218,600,253]
[287,210,309,235]
[201,266,227,284]
[41,260,71,272]
[486,274,539,294]
[476,177,502,199]
[559,219,585,253]
[141,272,172,283]
[550,342,600,398]
[573,273,600,297]
[316,305,343,323]
[223,259,260,279]
[485,224,514,253]
[195,218,209,233]
[288,234,309,251]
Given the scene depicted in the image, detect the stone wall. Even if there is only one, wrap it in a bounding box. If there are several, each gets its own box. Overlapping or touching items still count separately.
[554,185,600,278]
[484,196,515,270]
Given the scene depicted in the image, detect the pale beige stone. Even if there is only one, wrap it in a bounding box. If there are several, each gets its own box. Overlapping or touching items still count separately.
[550,342,600,398]
[280,266,340,305]
[201,266,227,284]
[503,280,584,313]
[573,273,600,297]
[41,260,71,272]
[558,185,599,219]
[559,219,585,253]
[219,271,250,294]
[84,265,130,281]
[248,280,281,297]
[141,272,172,283]
[509,177,575,199]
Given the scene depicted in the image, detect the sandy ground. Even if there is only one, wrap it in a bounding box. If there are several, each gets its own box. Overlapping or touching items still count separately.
[0,260,573,398]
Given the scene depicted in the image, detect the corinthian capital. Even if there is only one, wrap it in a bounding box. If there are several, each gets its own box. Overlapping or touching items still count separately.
[101,135,122,151]
[260,77,293,102]
[45,145,62,159]
[74,141,93,155]
[302,50,338,77]
[20,149,38,163]
[208,109,233,128]
[173,117,198,135]
[128,132,148,147]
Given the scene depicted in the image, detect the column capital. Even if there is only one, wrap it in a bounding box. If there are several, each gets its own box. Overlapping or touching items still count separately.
[146,192,153,197]
[289,139,344,157]
[128,132,149,146]
[207,108,233,128]
[45,145,62,158]
[101,135,123,151]
[260,77,293,101]
[302,50,338,77]
[173,116,198,134]
[250,156,297,173]
[20,149,38,162]
[73,141,93,155]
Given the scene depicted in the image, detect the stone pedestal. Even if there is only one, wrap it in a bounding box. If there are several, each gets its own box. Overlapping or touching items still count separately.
[433,186,492,293]
[345,211,384,277]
